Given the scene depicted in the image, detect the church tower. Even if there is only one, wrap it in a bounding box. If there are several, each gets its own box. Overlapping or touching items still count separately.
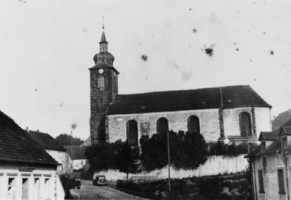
[90,30,119,145]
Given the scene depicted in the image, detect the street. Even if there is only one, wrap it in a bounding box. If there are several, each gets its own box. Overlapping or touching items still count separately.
[70,180,150,200]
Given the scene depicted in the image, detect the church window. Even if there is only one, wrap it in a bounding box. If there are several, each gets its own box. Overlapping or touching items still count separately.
[97,75,105,90]
[157,117,169,135]
[127,120,138,146]
[188,115,200,134]
[239,112,252,137]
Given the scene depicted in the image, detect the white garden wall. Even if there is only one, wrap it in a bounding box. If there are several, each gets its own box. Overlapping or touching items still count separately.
[94,155,248,181]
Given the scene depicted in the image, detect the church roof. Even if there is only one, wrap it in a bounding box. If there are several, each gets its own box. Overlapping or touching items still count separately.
[28,130,67,152]
[0,110,58,166]
[107,85,271,115]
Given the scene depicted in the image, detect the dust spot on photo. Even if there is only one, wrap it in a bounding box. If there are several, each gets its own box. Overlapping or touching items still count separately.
[181,71,192,81]
[203,44,215,57]
[141,55,148,62]
[270,50,274,55]
[82,28,88,33]
[192,28,197,33]
[205,48,213,56]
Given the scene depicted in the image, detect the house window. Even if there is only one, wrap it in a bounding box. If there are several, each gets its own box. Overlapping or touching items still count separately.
[278,169,286,194]
[258,170,265,193]
[34,178,41,200]
[44,178,51,199]
[22,178,29,200]
[282,137,287,149]
[187,116,200,134]
[127,120,138,146]
[157,118,169,135]
[97,75,105,90]
[239,112,252,137]
[7,178,16,200]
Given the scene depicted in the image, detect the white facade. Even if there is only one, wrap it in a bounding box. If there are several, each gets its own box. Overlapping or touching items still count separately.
[72,159,87,171]
[46,150,73,175]
[0,164,64,200]
[107,107,272,143]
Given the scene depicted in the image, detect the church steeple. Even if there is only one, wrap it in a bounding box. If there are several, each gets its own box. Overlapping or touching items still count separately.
[99,32,108,52]
[93,30,114,66]
[90,25,119,145]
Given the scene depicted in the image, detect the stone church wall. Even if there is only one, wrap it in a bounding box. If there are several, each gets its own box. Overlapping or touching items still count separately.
[107,107,271,144]
[107,109,220,143]
[223,107,272,138]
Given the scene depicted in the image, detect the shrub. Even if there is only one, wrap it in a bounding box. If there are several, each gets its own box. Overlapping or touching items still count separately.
[140,131,207,171]
[207,142,258,157]
[116,173,252,200]
[60,175,81,199]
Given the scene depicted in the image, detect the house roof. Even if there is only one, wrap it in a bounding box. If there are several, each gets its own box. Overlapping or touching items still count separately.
[64,146,87,160]
[246,136,281,158]
[0,110,58,166]
[259,131,278,141]
[107,85,271,115]
[28,131,66,152]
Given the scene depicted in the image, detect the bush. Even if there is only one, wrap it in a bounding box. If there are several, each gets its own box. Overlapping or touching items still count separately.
[116,173,252,200]
[140,131,207,171]
[60,175,81,199]
[207,142,258,157]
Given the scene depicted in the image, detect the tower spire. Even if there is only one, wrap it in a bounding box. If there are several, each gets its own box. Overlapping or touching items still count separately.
[99,17,108,52]
[102,16,105,30]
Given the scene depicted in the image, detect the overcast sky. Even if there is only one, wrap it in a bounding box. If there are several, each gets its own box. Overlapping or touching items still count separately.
[0,0,290,140]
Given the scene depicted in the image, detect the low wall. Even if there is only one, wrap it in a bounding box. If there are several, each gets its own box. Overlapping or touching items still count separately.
[93,155,248,180]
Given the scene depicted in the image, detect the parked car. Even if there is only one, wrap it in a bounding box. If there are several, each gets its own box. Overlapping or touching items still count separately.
[93,175,107,186]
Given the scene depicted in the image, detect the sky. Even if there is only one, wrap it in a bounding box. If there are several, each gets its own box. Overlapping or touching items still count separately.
[0,0,291,140]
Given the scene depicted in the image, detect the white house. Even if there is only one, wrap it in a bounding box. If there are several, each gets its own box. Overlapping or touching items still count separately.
[0,110,64,200]
[28,130,73,175]
[247,119,291,200]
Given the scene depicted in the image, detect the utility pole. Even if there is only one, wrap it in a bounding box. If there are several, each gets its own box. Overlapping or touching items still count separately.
[167,130,171,194]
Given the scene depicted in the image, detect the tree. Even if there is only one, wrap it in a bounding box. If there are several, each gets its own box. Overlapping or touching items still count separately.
[115,141,140,181]
[55,134,84,146]
[85,142,119,173]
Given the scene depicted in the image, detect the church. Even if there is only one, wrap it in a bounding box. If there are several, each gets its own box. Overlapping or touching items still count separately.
[89,30,273,146]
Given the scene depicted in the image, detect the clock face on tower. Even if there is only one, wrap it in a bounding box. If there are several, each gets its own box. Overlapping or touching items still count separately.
[98,69,104,74]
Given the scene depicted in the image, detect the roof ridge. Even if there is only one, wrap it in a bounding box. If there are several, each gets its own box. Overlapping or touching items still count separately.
[118,85,250,96]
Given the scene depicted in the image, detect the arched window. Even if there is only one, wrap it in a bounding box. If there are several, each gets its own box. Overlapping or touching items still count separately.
[97,75,105,90]
[157,117,169,135]
[188,115,200,134]
[239,112,252,137]
[127,120,138,146]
